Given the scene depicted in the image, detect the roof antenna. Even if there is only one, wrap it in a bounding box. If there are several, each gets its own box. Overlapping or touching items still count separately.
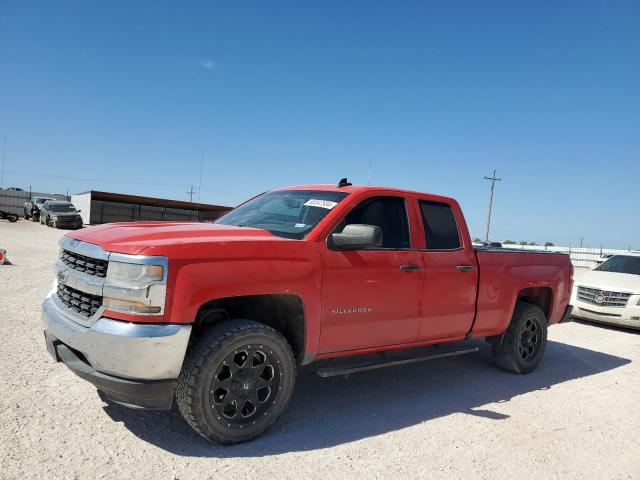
[337,177,352,187]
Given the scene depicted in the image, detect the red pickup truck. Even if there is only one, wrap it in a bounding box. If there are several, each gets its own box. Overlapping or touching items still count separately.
[42,181,573,444]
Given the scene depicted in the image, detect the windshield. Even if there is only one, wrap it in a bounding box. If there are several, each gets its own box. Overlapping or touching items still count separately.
[35,197,52,204]
[48,203,77,213]
[595,255,640,276]
[216,190,349,239]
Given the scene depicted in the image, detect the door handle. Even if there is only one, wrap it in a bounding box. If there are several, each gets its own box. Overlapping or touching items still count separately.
[400,264,423,272]
[457,264,474,272]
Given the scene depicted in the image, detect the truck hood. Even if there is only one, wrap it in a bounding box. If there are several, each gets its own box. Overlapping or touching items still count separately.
[575,270,640,294]
[67,222,286,255]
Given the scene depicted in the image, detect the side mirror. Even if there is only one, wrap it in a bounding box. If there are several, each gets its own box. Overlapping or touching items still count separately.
[331,224,383,250]
[76,210,81,213]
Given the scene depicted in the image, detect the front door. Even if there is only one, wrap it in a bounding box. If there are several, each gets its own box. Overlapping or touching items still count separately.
[318,195,424,353]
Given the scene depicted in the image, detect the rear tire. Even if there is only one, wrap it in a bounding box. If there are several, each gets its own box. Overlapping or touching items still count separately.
[492,302,547,374]
[176,319,296,444]
[7,213,18,222]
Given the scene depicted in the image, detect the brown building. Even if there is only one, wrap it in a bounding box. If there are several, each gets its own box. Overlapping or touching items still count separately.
[70,190,232,225]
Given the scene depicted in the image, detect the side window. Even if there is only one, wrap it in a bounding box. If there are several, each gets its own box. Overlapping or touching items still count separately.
[419,200,461,250]
[336,196,410,249]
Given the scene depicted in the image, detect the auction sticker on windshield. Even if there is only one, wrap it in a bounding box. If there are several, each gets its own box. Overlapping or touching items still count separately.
[304,199,338,210]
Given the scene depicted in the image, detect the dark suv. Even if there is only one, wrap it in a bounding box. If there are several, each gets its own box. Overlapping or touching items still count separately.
[40,201,83,229]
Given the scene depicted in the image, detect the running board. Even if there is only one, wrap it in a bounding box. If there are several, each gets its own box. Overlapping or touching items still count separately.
[314,345,480,378]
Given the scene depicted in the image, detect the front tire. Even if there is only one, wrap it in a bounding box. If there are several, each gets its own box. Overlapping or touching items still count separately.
[492,302,547,374]
[176,319,296,444]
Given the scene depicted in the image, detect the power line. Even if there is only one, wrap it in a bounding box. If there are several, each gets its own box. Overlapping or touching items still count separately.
[483,169,502,242]
[4,168,185,188]
[3,167,241,200]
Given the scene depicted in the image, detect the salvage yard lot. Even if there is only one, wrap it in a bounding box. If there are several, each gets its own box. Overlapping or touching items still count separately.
[1,221,639,480]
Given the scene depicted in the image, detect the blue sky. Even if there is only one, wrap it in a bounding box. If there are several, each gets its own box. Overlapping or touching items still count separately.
[0,1,638,247]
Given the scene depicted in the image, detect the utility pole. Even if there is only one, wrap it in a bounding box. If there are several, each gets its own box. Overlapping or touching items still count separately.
[187,185,195,203]
[196,151,204,222]
[483,169,502,242]
[1,136,6,189]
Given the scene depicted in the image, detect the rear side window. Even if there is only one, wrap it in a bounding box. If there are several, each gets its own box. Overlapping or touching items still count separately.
[419,200,461,250]
[337,196,410,249]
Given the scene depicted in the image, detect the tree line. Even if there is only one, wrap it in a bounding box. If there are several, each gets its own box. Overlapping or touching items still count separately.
[473,238,554,247]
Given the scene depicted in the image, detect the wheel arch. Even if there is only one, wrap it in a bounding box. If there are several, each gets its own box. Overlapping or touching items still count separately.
[486,286,552,347]
[516,286,553,321]
[193,294,307,364]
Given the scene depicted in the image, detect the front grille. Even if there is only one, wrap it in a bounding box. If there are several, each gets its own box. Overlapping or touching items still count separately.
[56,283,102,318]
[577,286,631,308]
[60,249,108,277]
[56,216,79,224]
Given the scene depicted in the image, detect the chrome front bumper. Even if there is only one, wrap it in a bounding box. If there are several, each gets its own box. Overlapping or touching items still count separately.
[42,295,191,380]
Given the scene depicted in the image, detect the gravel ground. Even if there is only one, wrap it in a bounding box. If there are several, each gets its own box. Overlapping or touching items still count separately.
[1,220,639,480]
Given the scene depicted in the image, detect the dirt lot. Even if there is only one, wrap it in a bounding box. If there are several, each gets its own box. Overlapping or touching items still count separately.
[1,220,639,480]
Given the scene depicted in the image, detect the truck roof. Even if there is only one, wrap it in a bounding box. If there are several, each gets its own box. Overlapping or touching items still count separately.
[275,184,457,203]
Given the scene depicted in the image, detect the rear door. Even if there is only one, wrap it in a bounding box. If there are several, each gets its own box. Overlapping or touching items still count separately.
[318,193,424,352]
[414,197,478,340]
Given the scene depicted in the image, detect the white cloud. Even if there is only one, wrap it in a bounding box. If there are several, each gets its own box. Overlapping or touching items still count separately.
[200,59,216,70]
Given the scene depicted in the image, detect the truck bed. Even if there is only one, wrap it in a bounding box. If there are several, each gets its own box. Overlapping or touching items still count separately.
[471,248,573,337]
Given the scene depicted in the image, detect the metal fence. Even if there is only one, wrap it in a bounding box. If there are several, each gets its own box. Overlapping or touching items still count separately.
[503,244,638,269]
[0,189,69,216]
[89,200,210,224]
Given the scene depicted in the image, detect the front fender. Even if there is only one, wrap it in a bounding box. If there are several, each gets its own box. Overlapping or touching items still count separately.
[163,242,323,357]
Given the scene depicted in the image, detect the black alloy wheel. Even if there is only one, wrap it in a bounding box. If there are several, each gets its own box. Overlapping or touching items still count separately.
[210,345,280,424]
[492,301,548,374]
[518,316,543,363]
[177,319,296,444]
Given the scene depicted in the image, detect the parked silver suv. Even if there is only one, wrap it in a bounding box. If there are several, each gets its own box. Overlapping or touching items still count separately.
[23,196,54,221]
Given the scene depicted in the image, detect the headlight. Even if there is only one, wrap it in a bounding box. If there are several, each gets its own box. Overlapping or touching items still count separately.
[52,215,58,220]
[103,297,162,314]
[106,261,164,288]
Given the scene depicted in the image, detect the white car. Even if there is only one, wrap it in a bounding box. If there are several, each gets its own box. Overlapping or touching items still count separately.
[570,255,640,329]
